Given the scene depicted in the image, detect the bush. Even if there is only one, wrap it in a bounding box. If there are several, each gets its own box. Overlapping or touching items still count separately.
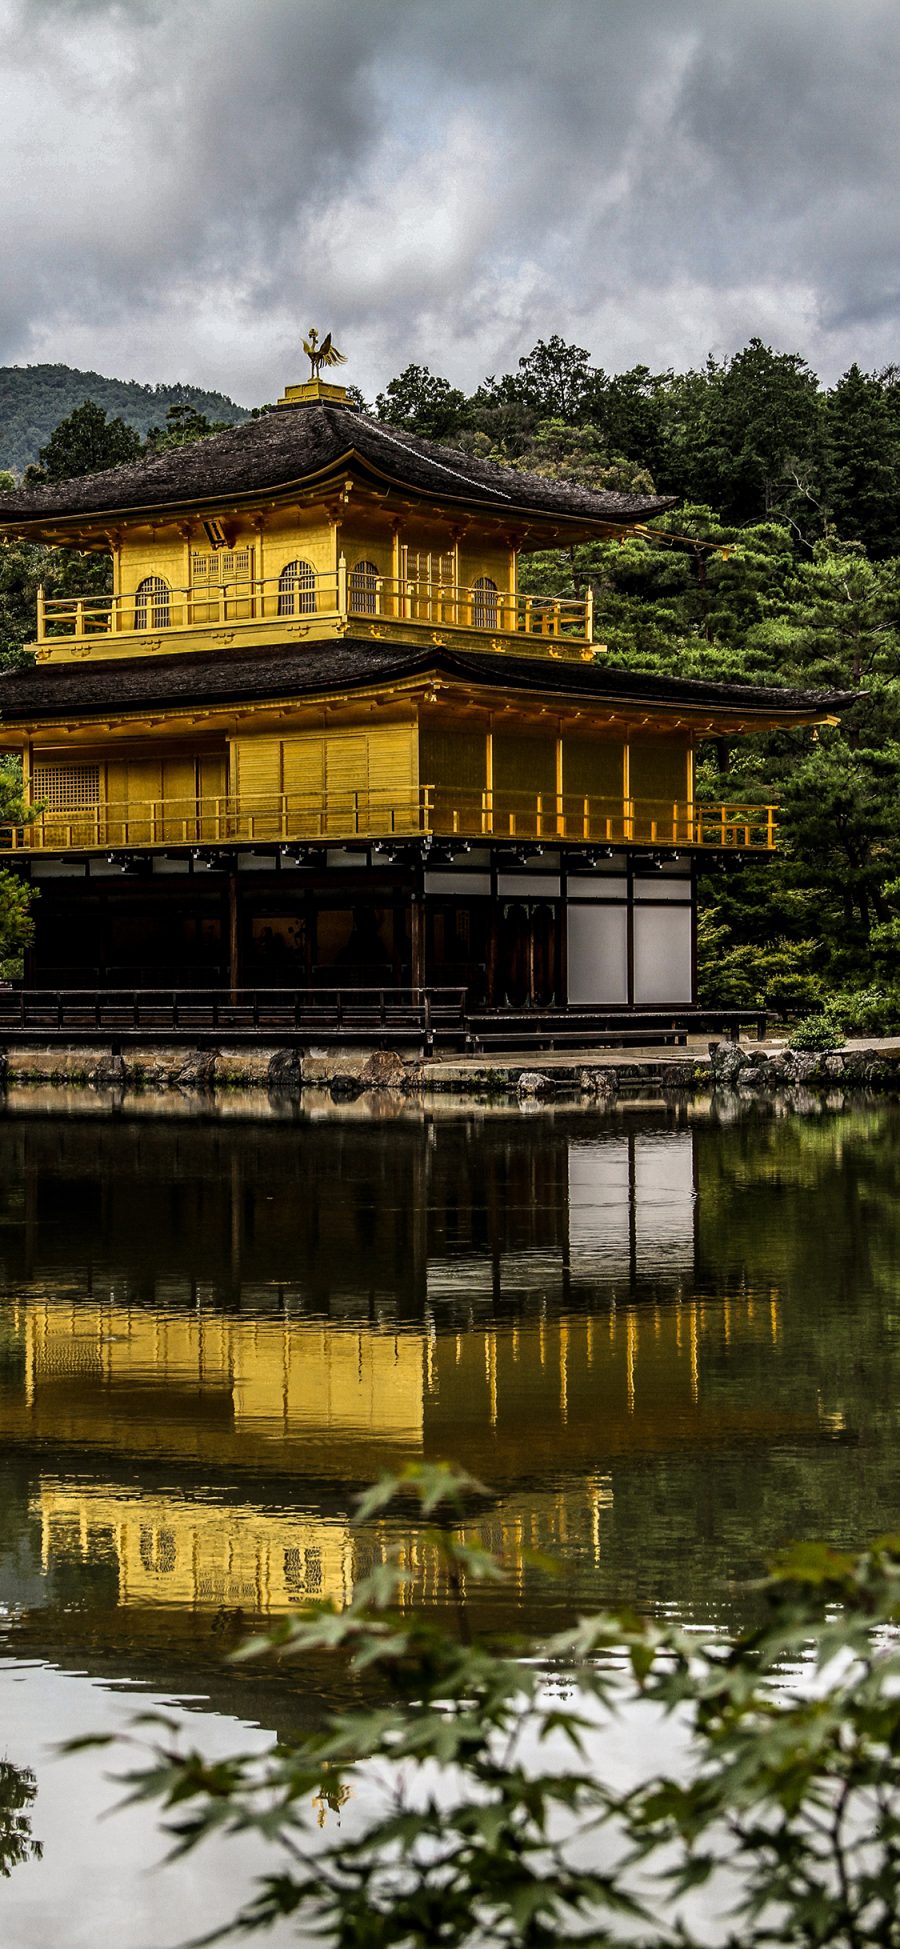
[826,985,900,1037]
[87,1466,900,1949]
[697,910,826,1016]
[788,1013,845,1051]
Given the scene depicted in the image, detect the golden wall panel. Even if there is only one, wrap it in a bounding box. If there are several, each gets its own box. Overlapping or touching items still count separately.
[230,723,418,838]
[492,730,557,796]
[420,727,487,792]
[563,736,626,800]
[628,738,690,804]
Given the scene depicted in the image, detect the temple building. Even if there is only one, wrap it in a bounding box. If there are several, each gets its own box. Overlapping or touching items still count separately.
[0,355,844,1009]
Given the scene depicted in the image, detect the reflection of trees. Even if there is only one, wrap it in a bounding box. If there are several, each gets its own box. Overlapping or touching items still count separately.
[0,1758,42,1876]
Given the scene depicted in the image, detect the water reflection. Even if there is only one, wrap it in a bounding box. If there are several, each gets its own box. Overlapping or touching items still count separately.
[0,1760,41,1879]
[0,1104,898,1683]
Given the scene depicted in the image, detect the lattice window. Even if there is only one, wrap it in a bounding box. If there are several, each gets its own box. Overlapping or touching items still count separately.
[134,574,170,629]
[191,549,251,583]
[349,558,378,615]
[472,575,498,628]
[278,559,316,616]
[33,764,101,813]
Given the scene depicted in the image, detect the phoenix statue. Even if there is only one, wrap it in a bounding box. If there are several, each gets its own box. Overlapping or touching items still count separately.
[303,328,348,381]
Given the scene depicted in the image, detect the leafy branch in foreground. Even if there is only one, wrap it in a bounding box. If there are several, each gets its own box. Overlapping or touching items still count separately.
[82,1465,900,1948]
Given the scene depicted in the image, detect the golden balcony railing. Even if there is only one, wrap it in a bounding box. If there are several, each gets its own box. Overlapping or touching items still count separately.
[0,789,777,854]
[35,564,594,656]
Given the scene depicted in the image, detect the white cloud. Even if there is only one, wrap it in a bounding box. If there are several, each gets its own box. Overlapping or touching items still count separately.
[1,0,898,402]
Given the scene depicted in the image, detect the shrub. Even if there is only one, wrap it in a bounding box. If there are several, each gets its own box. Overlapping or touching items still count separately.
[788,1013,845,1051]
[826,985,900,1037]
[85,1466,900,1949]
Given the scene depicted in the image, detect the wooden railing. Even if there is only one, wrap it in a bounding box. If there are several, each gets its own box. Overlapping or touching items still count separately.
[0,986,469,1047]
[36,565,593,650]
[0,789,778,854]
[0,988,772,1049]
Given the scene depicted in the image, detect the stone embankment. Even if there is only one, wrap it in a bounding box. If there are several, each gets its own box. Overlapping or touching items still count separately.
[0,1036,899,1101]
[708,1042,900,1091]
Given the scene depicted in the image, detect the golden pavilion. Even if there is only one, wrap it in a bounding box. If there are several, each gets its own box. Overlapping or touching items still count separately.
[0,354,844,1010]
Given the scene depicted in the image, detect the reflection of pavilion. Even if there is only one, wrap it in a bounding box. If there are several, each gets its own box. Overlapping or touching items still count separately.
[8,1278,814,1623]
[0,1116,698,1323]
[31,1475,616,1617]
[567,1132,695,1287]
[0,1114,831,1636]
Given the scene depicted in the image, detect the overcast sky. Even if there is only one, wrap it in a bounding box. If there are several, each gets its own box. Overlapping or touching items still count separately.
[3,0,898,405]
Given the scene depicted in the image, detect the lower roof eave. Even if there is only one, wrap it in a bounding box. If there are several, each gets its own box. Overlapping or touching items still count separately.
[0,635,854,732]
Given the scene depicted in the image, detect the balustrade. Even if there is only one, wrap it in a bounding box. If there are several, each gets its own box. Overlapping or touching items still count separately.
[34,565,594,654]
[0,788,778,854]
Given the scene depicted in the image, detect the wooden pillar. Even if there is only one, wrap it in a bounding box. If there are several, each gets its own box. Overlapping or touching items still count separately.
[22,870,37,986]
[254,516,265,617]
[558,855,568,1006]
[180,525,192,628]
[486,852,499,1005]
[410,885,424,992]
[391,519,402,617]
[227,871,240,997]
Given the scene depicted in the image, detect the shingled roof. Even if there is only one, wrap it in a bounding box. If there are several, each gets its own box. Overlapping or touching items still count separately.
[0,639,850,727]
[0,401,675,531]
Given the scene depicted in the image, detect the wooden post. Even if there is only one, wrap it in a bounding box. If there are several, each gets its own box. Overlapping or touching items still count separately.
[585,585,594,644]
[410,886,424,992]
[36,586,45,644]
[391,520,402,620]
[338,552,348,615]
[487,854,499,1006]
[254,518,265,618]
[228,871,239,999]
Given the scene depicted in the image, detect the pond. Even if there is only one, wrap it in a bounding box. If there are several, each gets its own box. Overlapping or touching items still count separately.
[1,1094,899,1944]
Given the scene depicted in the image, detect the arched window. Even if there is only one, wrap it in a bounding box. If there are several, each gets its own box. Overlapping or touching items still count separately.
[472,575,498,629]
[134,574,170,630]
[278,559,316,617]
[349,558,379,616]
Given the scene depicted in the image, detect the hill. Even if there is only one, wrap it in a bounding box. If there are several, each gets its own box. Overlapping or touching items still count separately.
[0,363,251,473]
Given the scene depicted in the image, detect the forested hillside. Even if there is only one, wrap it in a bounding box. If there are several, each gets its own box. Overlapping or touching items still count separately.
[1,333,898,1022]
[0,364,248,472]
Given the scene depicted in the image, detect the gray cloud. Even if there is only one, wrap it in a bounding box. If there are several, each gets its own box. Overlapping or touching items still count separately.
[1,0,897,402]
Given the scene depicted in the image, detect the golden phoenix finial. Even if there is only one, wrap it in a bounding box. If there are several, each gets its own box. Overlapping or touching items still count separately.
[302,327,348,381]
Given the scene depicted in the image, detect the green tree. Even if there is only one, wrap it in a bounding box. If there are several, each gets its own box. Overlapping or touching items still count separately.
[23,399,141,484]
[0,764,35,974]
[659,340,821,524]
[473,336,597,441]
[591,362,669,479]
[0,537,111,667]
[821,364,900,560]
[511,334,596,422]
[375,365,470,440]
[143,402,232,452]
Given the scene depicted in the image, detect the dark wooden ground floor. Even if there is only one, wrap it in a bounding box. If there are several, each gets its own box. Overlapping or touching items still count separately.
[19,846,699,1009]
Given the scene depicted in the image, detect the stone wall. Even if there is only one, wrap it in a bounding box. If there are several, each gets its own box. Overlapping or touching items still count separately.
[0,1039,898,1103]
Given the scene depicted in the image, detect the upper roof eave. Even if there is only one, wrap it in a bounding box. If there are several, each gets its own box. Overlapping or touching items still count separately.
[0,402,677,537]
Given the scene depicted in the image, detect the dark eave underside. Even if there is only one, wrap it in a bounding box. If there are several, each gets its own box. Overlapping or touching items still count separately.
[0,403,675,530]
[0,639,851,727]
